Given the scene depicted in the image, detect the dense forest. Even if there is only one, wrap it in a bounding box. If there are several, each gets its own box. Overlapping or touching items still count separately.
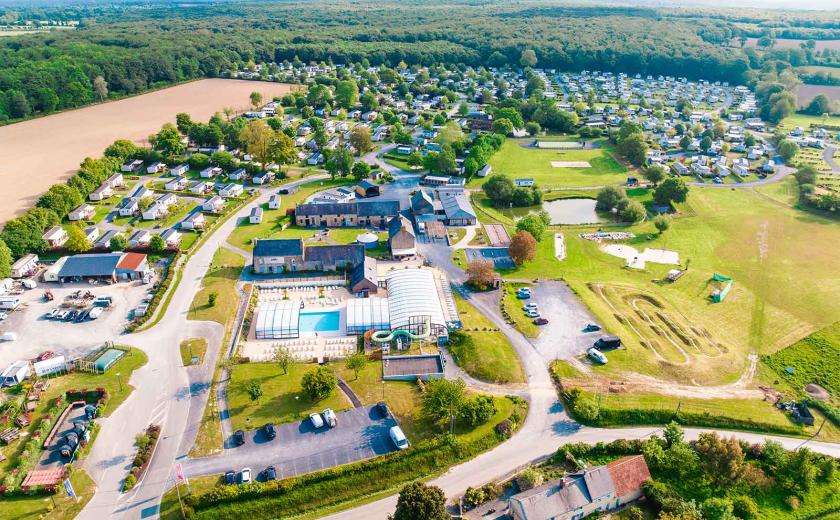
[0,1,836,123]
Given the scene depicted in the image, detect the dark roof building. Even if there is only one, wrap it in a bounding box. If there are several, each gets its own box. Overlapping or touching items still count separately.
[350,256,379,294]
[251,238,366,274]
[355,179,381,198]
[295,200,400,228]
[253,238,304,258]
[305,244,365,272]
[56,253,149,283]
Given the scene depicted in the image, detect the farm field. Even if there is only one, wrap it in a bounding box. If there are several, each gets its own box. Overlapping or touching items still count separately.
[797,65,840,80]
[779,112,840,130]
[470,138,626,189]
[490,186,840,385]
[0,78,295,224]
[735,37,840,51]
[795,84,840,107]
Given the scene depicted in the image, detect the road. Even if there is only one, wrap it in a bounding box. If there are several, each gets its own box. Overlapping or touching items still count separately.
[77,175,326,519]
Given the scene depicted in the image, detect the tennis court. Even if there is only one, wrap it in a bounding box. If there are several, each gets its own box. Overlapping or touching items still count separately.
[466,247,515,269]
[483,224,511,247]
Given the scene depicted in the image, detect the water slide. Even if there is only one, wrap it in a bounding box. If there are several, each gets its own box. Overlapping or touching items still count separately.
[370,317,431,343]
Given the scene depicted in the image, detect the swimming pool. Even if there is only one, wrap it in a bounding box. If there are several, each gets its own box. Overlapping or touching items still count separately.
[299,311,341,333]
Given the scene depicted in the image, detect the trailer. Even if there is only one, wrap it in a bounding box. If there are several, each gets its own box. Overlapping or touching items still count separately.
[1,360,31,386]
[0,296,21,310]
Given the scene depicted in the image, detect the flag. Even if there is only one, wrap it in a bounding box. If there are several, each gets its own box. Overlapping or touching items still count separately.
[175,462,184,482]
[63,478,75,498]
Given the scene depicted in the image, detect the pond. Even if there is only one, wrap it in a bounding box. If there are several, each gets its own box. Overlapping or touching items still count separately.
[498,198,605,225]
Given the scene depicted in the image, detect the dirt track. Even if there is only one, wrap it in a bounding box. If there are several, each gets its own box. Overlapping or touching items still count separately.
[0,79,294,224]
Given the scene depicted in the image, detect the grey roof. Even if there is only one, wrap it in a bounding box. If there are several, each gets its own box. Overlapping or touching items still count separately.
[94,230,119,248]
[389,215,415,239]
[441,194,476,220]
[410,191,435,213]
[510,476,593,520]
[58,253,123,278]
[351,256,378,287]
[295,200,399,218]
[305,244,365,268]
[583,465,616,500]
[253,239,303,258]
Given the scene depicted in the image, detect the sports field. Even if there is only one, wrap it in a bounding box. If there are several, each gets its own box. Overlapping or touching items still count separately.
[470,138,626,189]
[485,186,840,385]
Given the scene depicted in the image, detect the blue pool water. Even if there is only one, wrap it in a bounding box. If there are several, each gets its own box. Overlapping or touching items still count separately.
[299,311,341,333]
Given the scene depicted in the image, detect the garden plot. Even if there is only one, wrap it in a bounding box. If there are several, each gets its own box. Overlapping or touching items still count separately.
[551,161,591,168]
[589,283,727,366]
[601,244,679,269]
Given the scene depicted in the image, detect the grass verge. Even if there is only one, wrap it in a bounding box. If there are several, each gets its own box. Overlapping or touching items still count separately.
[181,338,208,366]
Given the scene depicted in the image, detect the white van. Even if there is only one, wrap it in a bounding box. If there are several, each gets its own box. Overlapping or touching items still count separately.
[389,426,409,450]
[0,296,20,310]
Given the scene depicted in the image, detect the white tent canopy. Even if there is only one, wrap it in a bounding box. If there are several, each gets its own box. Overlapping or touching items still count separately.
[346,297,390,335]
[255,300,301,339]
[385,269,446,333]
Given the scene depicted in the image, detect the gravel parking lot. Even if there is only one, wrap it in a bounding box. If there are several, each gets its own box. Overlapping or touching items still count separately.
[184,405,400,480]
[0,281,151,368]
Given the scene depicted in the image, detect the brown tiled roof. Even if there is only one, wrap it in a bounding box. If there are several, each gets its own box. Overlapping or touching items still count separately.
[117,252,147,271]
[606,455,651,497]
[22,468,66,487]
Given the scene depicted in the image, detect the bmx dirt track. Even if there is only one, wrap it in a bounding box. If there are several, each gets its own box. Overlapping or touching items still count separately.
[0,78,295,224]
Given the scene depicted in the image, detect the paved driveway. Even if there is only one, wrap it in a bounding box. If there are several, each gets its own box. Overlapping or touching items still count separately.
[183,405,399,479]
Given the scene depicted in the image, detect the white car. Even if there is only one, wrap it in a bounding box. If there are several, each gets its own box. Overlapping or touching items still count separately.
[240,467,252,484]
[0,312,7,321]
[522,303,539,311]
[525,310,540,318]
[322,408,338,428]
[309,412,325,429]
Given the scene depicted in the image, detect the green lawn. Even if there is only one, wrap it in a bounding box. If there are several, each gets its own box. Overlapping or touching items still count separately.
[484,185,840,386]
[227,362,351,431]
[451,292,525,384]
[180,338,208,366]
[501,282,540,338]
[469,138,626,189]
[188,247,244,326]
[1,469,96,520]
[756,176,800,207]
[779,112,840,130]
[227,178,352,251]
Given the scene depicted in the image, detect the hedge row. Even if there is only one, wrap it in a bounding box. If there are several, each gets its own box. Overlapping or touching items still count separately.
[125,251,180,332]
[802,397,840,427]
[183,402,527,518]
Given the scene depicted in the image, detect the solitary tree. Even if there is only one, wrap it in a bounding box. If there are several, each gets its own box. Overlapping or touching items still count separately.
[350,126,374,154]
[643,165,666,185]
[654,215,671,235]
[109,234,127,252]
[208,291,218,307]
[423,377,466,433]
[247,380,264,402]
[345,351,367,380]
[390,482,448,520]
[515,214,545,241]
[152,123,184,157]
[653,177,689,206]
[65,225,92,253]
[520,49,538,68]
[149,234,166,253]
[301,366,337,401]
[465,259,496,291]
[273,348,293,375]
[508,230,537,265]
[249,91,263,110]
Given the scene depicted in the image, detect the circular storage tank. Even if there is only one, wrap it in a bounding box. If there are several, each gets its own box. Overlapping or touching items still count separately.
[357,232,379,249]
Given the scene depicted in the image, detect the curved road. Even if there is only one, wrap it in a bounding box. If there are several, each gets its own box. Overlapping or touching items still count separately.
[77,175,327,519]
[825,145,840,174]
[75,171,840,519]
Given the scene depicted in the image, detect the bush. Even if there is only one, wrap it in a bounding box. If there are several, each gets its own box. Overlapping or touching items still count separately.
[458,395,496,427]
[516,468,543,491]
[494,419,513,439]
[123,473,137,492]
[732,496,759,519]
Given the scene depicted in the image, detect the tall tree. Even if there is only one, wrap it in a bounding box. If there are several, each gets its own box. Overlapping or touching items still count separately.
[390,482,448,520]
[65,225,92,253]
[423,377,466,433]
[350,126,374,154]
[335,79,360,109]
[509,230,537,265]
[93,76,108,101]
[249,91,263,110]
[152,123,185,157]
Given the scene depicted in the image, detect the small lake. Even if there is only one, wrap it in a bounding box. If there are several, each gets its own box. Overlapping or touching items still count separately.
[498,198,605,225]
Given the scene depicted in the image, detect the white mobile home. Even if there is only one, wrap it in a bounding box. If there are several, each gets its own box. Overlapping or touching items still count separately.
[1,360,30,386]
[10,254,38,278]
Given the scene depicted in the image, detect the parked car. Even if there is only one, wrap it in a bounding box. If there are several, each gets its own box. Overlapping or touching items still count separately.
[376,401,390,418]
[36,351,55,362]
[594,336,622,350]
[525,309,540,318]
[583,323,601,333]
[240,467,252,484]
[522,303,539,311]
[323,409,337,428]
[516,288,531,299]
[65,310,77,321]
[0,311,7,321]
[263,466,277,481]
[389,426,409,450]
[533,317,549,325]
[224,471,236,485]
[587,347,608,364]
[264,423,276,440]
[233,430,245,446]
[309,413,325,429]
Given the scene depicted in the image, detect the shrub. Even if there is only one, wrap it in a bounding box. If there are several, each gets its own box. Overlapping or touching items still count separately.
[494,419,513,439]
[787,495,801,510]
[123,474,137,491]
[516,468,543,491]
[732,496,759,519]
[458,395,496,427]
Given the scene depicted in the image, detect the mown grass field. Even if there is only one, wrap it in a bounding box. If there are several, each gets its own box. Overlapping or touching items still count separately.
[2,469,96,520]
[451,292,525,384]
[471,138,626,189]
[481,185,840,385]
[779,112,840,130]
[227,362,351,431]
[764,320,840,405]
[188,247,244,326]
[180,337,208,366]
